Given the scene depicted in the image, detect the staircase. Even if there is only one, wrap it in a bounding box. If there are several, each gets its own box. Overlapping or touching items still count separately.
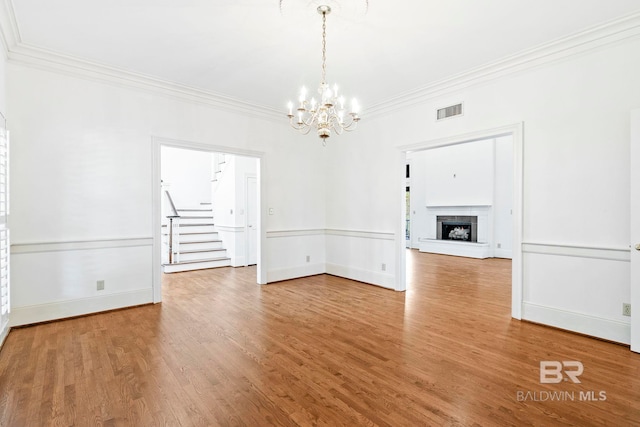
[162,201,231,273]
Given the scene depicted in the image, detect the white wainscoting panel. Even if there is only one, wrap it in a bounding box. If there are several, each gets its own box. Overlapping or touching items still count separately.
[522,243,630,344]
[10,238,154,326]
[215,225,245,267]
[266,230,326,283]
[325,229,396,289]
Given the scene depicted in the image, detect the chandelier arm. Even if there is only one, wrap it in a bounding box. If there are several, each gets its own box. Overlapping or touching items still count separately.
[332,116,358,132]
[336,115,356,130]
[342,121,359,132]
[289,117,317,135]
[290,123,314,135]
[301,114,317,127]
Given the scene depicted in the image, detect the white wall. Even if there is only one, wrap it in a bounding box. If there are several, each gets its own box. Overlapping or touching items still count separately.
[326,36,640,343]
[7,63,327,325]
[161,146,212,209]
[422,139,494,206]
[493,135,513,257]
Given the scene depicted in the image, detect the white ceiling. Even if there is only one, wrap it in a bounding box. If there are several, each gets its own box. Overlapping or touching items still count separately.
[8,0,640,111]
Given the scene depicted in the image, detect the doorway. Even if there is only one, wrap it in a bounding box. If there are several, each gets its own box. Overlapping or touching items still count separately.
[398,123,523,319]
[151,137,266,303]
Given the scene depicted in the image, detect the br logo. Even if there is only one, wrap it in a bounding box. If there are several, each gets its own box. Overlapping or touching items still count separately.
[540,361,583,384]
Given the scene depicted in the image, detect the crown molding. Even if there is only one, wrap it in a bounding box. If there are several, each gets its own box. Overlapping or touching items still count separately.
[365,11,640,118]
[7,43,283,121]
[2,2,640,121]
[0,0,282,122]
[0,0,20,58]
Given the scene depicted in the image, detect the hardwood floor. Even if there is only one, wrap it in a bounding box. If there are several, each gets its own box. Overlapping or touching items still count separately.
[1,250,639,426]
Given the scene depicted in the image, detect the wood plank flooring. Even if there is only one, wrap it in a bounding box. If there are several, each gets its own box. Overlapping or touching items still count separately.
[1,250,639,426]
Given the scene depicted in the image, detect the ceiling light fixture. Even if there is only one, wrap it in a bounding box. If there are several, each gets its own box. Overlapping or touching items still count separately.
[287,5,360,142]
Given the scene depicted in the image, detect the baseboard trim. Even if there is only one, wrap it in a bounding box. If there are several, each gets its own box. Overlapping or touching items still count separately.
[231,256,246,267]
[10,289,154,327]
[267,263,325,283]
[326,263,396,290]
[522,302,630,345]
[0,323,9,351]
[493,248,513,259]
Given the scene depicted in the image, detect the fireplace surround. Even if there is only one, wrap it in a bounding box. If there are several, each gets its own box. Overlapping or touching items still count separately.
[419,206,491,258]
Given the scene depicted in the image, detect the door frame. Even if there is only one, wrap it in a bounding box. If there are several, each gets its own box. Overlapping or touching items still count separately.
[397,122,524,319]
[245,174,258,266]
[631,109,640,352]
[151,136,267,303]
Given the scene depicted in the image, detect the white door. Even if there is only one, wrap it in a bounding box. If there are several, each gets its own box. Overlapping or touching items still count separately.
[631,109,640,352]
[246,176,258,266]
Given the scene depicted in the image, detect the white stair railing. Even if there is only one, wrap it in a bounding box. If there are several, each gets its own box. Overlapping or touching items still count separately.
[164,190,181,264]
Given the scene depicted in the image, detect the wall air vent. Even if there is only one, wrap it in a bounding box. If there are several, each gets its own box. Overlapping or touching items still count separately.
[437,103,463,120]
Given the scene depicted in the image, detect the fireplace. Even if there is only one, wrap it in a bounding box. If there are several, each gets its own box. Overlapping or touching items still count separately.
[437,216,478,242]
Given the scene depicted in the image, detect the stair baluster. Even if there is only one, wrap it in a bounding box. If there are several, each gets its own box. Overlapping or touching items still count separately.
[164,190,181,264]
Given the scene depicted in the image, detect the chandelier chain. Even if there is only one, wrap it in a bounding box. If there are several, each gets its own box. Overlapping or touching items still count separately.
[321,11,327,85]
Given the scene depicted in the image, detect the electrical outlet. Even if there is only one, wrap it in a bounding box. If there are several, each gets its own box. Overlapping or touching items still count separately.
[97,280,105,291]
[306,255,310,263]
[497,243,502,248]
[623,303,631,317]
[382,263,386,272]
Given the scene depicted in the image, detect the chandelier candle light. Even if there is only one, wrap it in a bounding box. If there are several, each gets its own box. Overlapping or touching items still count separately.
[287,5,360,141]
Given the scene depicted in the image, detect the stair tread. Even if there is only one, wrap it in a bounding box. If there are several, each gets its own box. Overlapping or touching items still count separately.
[179,248,226,254]
[163,231,218,236]
[163,256,230,266]
[180,240,222,244]
[177,209,212,212]
[175,215,214,219]
[162,223,215,227]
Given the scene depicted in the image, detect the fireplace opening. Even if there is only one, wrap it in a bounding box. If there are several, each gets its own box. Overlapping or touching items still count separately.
[443,221,472,241]
[437,216,478,242]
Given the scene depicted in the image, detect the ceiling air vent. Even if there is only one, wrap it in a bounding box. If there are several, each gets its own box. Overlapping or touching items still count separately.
[437,103,463,120]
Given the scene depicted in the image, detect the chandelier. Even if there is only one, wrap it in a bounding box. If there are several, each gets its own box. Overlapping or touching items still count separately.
[287,5,360,142]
